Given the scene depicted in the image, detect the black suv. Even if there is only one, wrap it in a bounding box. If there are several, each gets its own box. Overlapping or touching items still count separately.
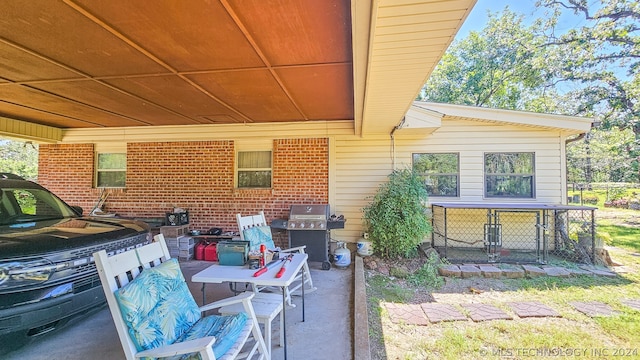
[0,173,151,351]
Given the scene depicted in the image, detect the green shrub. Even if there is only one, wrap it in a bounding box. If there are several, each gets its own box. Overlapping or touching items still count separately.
[362,168,432,259]
[608,186,626,201]
[407,252,444,288]
[582,195,599,204]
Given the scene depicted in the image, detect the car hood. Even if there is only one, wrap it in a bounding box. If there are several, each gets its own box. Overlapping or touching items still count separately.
[0,217,149,258]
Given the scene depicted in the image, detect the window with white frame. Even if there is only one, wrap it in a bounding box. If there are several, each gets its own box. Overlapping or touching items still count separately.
[484,152,535,198]
[237,150,272,188]
[96,153,126,188]
[412,153,459,197]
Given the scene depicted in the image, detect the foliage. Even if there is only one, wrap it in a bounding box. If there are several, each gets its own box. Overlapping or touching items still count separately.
[569,184,640,207]
[537,0,640,136]
[420,3,640,183]
[608,186,628,201]
[567,128,636,184]
[419,8,548,109]
[537,0,640,180]
[0,139,38,181]
[406,252,444,288]
[598,223,640,252]
[362,168,432,259]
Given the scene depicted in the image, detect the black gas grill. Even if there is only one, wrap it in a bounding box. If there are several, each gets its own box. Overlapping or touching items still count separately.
[273,204,344,270]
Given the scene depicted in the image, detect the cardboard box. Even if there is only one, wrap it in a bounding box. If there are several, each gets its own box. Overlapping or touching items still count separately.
[160,225,189,238]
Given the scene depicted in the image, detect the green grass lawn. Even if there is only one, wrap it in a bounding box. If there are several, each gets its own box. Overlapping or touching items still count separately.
[367,217,640,360]
[568,186,640,207]
[598,222,640,252]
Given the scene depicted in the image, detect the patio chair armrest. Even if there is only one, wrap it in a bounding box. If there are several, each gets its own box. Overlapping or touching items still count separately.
[135,336,216,358]
[281,245,306,254]
[199,291,255,313]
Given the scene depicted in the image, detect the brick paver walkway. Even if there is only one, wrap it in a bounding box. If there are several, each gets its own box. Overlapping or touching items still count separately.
[420,303,467,323]
[622,299,640,311]
[384,303,429,325]
[569,301,618,317]
[383,298,638,326]
[508,301,560,318]
[438,263,620,279]
[461,303,513,322]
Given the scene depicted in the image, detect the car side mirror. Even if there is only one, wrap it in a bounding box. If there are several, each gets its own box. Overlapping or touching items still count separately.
[71,206,83,215]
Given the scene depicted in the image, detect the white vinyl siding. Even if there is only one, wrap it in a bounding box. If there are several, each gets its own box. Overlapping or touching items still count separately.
[333,119,566,242]
[61,114,572,243]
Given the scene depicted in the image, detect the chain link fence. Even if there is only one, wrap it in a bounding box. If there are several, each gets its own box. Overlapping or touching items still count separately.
[431,203,598,265]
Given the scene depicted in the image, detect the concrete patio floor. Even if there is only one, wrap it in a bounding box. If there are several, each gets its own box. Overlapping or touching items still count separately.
[4,260,355,360]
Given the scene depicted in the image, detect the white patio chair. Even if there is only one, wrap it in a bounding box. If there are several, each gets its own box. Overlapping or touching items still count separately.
[236,211,317,307]
[93,234,270,360]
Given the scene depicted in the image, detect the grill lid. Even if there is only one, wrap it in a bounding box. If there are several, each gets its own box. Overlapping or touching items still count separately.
[289,204,329,220]
[288,204,329,230]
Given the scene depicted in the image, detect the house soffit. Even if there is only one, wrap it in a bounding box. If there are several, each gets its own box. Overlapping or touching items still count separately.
[0,0,477,143]
[0,0,354,136]
[358,0,476,137]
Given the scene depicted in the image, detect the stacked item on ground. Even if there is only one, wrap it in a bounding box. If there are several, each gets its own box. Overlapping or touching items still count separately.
[160,224,190,259]
[178,235,196,261]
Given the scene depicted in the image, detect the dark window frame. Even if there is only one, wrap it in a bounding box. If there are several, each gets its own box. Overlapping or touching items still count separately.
[484,152,535,198]
[412,152,460,197]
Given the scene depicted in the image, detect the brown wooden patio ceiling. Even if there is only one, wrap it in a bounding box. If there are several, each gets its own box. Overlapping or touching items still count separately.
[0,0,353,129]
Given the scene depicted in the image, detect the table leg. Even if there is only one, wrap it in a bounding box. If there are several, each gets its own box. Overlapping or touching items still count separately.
[302,270,305,322]
[282,287,287,360]
[201,283,206,305]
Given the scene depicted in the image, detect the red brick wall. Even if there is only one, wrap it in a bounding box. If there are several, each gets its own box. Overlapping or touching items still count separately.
[38,143,102,209]
[38,138,329,247]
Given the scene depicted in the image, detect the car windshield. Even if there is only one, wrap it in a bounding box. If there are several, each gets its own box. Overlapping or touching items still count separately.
[0,187,77,226]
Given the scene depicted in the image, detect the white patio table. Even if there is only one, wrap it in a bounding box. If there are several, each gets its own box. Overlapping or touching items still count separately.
[191,253,308,360]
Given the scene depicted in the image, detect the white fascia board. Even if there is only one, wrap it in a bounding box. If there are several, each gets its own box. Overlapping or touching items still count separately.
[414,101,594,132]
[397,106,443,131]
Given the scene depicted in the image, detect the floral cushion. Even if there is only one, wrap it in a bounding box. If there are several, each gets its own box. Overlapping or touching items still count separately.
[172,312,248,360]
[115,258,250,360]
[115,258,201,352]
[243,226,275,252]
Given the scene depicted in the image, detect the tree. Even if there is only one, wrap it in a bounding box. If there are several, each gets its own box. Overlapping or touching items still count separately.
[420,2,640,182]
[537,0,639,134]
[419,8,549,110]
[537,0,640,182]
[0,139,38,180]
[567,128,636,183]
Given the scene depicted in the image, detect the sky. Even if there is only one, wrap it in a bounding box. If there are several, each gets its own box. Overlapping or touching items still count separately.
[452,0,628,83]
[455,0,589,40]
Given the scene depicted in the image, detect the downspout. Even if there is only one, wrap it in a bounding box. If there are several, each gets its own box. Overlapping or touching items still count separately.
[565,132,586,145]
[563,133,586,200]
[390,116,406,169]
[566,120,600,145]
